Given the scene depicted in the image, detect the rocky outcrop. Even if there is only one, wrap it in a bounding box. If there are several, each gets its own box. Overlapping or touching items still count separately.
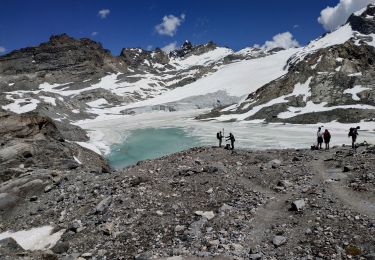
[170,40,218,58]
[120,47,169,69]
[0,111,110,176]
[348,4,375,34]
[0,34,122,89]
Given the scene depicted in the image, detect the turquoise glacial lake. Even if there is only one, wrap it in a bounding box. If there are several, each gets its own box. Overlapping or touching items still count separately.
[106,127,201,169]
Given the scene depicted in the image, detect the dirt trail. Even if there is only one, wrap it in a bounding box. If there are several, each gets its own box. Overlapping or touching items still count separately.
[246,193,291,247]
[311,155,375,218]
[234,174,292,247]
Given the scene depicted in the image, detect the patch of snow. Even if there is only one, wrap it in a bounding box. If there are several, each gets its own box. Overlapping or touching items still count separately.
[311,55,322,69]
[86,98,108,108]
[72,109,80,114]
[39,96,56,106]
[336,57,343,62]
[220,103,238,112]
[0,226,65,251]
[278,102,375,119]
[343,85,370,101]
[335,66,341,72]
[76,141,102,155]
[73,156,82,164]
[8,83,15,86]
[143,59,151,66]
[367,34,375,47]
[76,129,110,155]
[348,72,362,77]
[2,95,40,114]
[292,77,312,102]
[171,47,233,69]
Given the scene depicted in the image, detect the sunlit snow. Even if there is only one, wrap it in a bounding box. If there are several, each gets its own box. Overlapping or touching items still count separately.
[0,226,65,251]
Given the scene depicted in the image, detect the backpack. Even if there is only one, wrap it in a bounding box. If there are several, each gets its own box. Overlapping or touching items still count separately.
[324,130,331,139]
[216,132,220,139]
[348,128,354,137]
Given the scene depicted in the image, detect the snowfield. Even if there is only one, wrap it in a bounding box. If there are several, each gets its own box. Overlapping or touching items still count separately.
[114,48,300,111]
[289,24,354,66]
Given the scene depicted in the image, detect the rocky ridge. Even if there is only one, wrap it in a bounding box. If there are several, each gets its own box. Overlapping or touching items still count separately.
[0,35,272,124]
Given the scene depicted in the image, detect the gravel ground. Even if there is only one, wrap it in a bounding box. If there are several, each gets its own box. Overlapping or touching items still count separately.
[1,144,374,259]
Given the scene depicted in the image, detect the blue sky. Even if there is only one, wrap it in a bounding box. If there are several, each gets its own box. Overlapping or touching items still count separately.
[0,0,346,55]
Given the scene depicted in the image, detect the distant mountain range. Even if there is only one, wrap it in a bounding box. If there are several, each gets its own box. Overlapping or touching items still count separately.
[1,4,375,124]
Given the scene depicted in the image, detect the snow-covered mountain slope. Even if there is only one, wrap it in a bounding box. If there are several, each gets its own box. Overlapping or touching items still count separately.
[0,35,285,122]
[201,4,375,124]
[117,48,299,112]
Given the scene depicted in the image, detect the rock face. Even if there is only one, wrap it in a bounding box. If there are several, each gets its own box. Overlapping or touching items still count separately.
[202,5,375,123]
[0,34,120,87]
[348,4,375,34]
[120,47,169,68]
[0,111,110,175]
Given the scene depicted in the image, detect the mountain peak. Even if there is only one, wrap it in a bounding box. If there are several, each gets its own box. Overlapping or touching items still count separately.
[49,33,76,44]
[347,4,375,35]
[181,40,193,51]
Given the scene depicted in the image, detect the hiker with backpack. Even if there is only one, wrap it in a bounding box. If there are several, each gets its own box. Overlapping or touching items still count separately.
[226,133,235,150]
[348,126,360,148]
[323,129,331,150]
[317,127,323,149]
[216,131,223,147]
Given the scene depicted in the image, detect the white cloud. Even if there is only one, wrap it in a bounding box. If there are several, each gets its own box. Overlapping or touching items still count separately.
[91,32,98,36]
[161,42,178,53]
[0,46,5,53]
[256,32,300,50]
[98,9,110,19]
[155,14,185,37]
[318,0,375,31]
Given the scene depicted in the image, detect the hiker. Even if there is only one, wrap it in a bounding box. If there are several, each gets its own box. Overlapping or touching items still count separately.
[317,127,323,149]
[216,131,223,147]
[226,133,235,150]
[348,126,360,148]
[323,129,331,150]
